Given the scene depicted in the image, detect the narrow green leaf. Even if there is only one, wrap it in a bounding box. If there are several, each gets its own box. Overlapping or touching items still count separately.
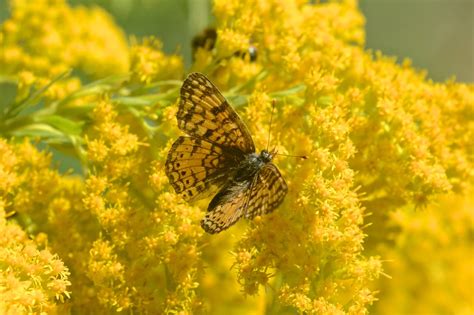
[55,74,129,107]
[8,70,72,118]
[113,96,154,106]
[0,78,18,111]
[317,96,333,108]
[10,123,70,143]
[35,115,83,135]
[270,84,306,97]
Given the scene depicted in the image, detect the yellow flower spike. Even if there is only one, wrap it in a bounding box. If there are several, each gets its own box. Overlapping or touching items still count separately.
[213,0,239,20]
[80,94,207,312]
[149,162,171,192]
[130,37,184,84]
[1,0,129,104]
[374,193,474,314]
[86,139,109,163]
[0,0,471,313]
[0,200,71,313]
[216,29,249,58]
[192,47,215,73]
[245,91,273,146]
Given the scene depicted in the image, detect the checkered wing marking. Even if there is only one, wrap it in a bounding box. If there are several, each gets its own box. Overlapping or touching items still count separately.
[178,72,255,154]
[200,181,252,234]
[244,163,288,220]
[200,164,288,234]
[166,136,231,201]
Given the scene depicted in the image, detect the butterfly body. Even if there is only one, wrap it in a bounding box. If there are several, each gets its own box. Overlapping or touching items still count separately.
[166,73,288,234]
[234,150,272,181]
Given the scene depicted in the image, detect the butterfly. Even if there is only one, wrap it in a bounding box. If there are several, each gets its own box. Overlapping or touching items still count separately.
[165,73,287,234]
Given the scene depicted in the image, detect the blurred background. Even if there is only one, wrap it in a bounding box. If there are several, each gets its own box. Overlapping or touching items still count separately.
[1,0,472,83]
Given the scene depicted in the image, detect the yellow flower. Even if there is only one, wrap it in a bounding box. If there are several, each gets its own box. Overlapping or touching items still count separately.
[0,200,71,313]
[374,192,474,314]
[130,37,184,84]
[0,0,129,102]
[0,0,472,314]
[205,0,472,313]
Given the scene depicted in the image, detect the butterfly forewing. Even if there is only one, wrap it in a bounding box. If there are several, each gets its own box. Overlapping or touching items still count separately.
[166,136,231,201]
[178,73,255,153]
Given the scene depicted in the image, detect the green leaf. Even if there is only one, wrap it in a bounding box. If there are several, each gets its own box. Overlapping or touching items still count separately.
[113,96,154,106]
[11,123,71,144]
[35,115,83,135]
[228,95,248,108]
[270,84,306,97]
[7,70,72,118]
[56,73,129,107]
[0,78,18,112]
[317,96,333,108]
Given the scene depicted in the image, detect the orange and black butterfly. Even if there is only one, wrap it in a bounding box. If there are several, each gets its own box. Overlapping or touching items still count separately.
[165,73,287,234]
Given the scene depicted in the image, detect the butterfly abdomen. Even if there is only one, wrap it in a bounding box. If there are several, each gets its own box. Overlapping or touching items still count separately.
[233,153,266,182]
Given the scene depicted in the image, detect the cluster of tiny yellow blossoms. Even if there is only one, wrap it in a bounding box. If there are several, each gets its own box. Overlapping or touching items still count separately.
[373,192,474,315]
[0,139,71,314]
[206,0,473,313]
[0,0,473,314]
[0,0,129,101]
[129,37,184,84]
[81,98,207,313]
[205,0,380,312]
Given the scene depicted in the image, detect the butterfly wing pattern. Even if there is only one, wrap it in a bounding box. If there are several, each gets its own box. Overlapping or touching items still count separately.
[166,136,230,201]
[244,163,288,220]
[177,73,255,153]
[166,72,288,234]
[201,163,288,233]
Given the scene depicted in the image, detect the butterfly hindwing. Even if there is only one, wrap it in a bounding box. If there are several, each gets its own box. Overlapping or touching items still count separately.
[200,180,252,234]
[166,136,231,201]
[244,163,288,219]
[200,163,288,234]
[178,73,255,154]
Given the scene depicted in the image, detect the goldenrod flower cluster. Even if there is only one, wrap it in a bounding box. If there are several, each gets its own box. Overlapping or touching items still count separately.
[0,139,72,314]
[0,0,472,314]
[1,0,129,101]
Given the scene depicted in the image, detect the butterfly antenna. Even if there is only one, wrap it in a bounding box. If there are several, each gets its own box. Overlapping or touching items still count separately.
[274,152,308,160]
[266,99,276,151]
[266,99,308,160]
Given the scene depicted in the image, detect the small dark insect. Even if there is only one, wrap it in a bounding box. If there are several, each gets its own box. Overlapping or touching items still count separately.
[191,27,258,63]
[165,73,287,234]
[233,44,258,62]
[191,27,217,56]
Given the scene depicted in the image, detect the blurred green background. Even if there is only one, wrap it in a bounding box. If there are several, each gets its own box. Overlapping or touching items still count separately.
[1,0,472,82]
